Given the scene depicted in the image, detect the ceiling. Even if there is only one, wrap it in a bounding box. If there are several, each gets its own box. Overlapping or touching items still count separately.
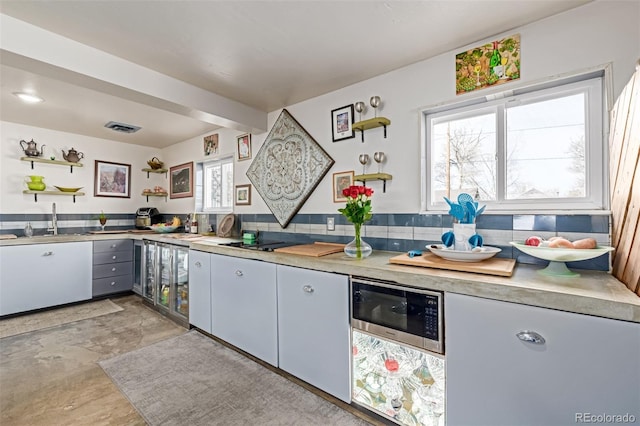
[0,1,591,148]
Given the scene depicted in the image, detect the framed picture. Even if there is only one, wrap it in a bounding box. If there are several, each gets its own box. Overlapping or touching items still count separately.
[170,162,194,199]
[237,133,252,161]
[455,33,520,95]
[331,104,355,142]
[204,133,219,156]
[332,170,354,202]
[94,160,131,198]
[235,184,252,205]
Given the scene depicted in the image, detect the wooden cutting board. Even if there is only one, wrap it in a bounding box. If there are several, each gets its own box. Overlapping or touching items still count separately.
[389,252,516,277]
[274,242,345,257]
[0,234,18,240]
[88,229,155,234]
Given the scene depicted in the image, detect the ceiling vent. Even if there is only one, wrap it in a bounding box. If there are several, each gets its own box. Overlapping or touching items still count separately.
[105,121,141,133]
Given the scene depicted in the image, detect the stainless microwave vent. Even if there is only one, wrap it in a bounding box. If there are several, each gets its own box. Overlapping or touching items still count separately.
[105,121,141,133]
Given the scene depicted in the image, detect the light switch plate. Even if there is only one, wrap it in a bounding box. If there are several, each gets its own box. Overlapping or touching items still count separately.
[327,217,335,231]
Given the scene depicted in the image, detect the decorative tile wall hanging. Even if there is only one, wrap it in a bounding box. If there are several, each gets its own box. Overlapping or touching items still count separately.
[247,109,334,228]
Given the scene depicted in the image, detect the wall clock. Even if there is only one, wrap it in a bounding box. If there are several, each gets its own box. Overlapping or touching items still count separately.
[246,109,334,228]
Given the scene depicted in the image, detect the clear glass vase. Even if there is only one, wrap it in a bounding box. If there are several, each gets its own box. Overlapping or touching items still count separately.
[344,223,372,259]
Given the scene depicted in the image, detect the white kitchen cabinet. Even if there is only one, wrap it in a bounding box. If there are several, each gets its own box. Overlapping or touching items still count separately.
[0,242,92,316]
[210,254,278,366]
[188,249,211,334]
[445,293,640,426]
[276,265,351,403]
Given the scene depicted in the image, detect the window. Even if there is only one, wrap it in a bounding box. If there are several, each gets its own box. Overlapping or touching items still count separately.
[422,75,605,211]
[198,156,234,212]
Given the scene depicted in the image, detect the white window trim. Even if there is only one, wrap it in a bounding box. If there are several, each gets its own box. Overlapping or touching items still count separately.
[420,69,609,214]
[201,155,234,214]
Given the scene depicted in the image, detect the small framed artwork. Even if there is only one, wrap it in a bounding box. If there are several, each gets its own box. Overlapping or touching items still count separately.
[237,133,252,161]
[204,133,219,156]
[331,104,355,142]
[170,162,194,199]
[332,170,354,203]
[235,184,251,205]
[94,160,131,198]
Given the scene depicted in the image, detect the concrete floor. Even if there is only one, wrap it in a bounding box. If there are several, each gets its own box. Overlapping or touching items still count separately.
[0,295,186,426]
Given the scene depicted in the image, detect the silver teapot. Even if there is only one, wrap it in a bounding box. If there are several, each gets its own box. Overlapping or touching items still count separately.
[62,147,84,163]
[19,139,45,157]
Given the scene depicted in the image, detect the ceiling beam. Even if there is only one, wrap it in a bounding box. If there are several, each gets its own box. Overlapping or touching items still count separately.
[0,14,268,134]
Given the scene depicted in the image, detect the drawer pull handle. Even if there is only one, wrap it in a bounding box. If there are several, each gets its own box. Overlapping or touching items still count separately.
[235,270,243,277]
[111,267,117,271]
[110,244,117,248]
[42,251,54,256]
[516,331,545,345]
[195,261,202,268]
[112,255,117,260]
[303,285,314,293]
[110,281,116,286]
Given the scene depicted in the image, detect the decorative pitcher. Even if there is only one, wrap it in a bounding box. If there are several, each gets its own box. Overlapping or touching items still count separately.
[19,139,45,157]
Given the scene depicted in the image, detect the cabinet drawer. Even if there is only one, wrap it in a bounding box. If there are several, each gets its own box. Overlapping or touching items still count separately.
[92,274,133,296]
[93,261,133,279]
[93,250,133,265]
[93,239,132,254]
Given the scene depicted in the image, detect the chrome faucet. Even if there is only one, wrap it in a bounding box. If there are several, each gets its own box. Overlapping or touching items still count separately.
[47,202,58,235]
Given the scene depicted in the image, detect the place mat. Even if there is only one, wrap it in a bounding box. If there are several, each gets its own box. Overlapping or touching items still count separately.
[389,252,516,277]
[0,299,123,339]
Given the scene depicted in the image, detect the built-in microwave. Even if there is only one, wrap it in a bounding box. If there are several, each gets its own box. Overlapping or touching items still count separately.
[351,277,444,354]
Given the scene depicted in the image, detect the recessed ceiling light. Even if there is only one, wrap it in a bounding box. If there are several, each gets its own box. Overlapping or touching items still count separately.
[13,92,44,104]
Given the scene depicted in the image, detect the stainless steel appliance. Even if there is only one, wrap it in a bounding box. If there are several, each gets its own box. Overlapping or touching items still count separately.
[142,240,189,326]
[351,277,446,426]
[351,277,443,354]
[135,207,161,229]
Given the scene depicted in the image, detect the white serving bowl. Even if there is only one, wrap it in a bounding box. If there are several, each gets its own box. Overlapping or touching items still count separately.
[510,242,614,277]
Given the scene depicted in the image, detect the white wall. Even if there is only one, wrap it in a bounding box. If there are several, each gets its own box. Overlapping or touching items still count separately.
[0,121,158,215]
[2,1,638,217]
[236,0,639,214]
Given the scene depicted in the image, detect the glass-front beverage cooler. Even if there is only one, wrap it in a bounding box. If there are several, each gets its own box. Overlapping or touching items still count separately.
[352,330,445,426]
[142,240,189,326]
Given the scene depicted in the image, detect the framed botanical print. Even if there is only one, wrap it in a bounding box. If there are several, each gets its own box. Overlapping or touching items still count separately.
[237,133,252,161]
[94,160,131,198]
[331,104,355,142]
[169,162,194,199]
[332,170,354,202]
[235,184,251,205]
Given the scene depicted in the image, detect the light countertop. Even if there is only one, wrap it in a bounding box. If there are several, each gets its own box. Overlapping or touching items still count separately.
[2,233,639,323]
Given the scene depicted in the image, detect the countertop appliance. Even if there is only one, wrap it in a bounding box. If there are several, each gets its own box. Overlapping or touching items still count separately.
[218,240,296,252]
[351,276,443,354]
[135,207,162,229]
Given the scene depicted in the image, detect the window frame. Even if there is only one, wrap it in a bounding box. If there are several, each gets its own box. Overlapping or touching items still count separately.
[199,155,234,214]
[421,73,607,213]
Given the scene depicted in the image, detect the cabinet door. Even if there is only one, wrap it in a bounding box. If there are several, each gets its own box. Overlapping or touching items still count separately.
[277,265,351,402]
[0,242,92,315]
[188,250,211,333]
[211,254,278,366]
[446,293,640,426]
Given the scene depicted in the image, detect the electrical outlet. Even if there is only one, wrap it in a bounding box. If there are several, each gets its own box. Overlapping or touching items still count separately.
[326,217,335,231]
